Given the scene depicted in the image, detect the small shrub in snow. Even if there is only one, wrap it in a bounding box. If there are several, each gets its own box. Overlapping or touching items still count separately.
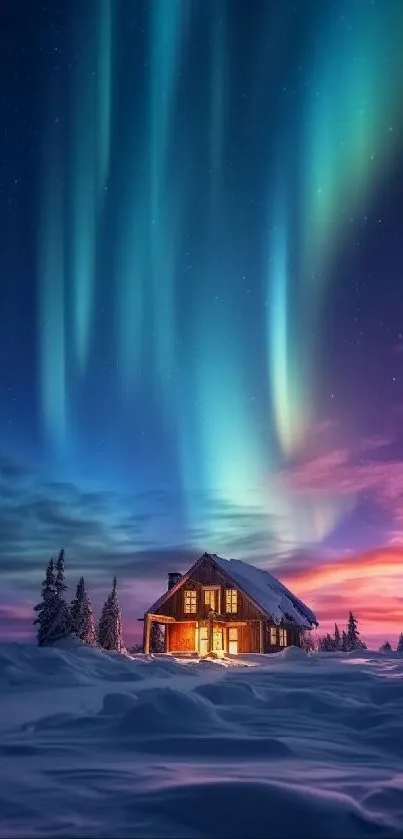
[300,630,315,653]
[128,644,143,654]
[379,641,392,652]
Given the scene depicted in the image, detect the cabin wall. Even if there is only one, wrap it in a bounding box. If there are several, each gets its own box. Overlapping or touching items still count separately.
[263,622,301,653]
[163,618,302,654]
[238,622,260,653]
[168,621,197,652]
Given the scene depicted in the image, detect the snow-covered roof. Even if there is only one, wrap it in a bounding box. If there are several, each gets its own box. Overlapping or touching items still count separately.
[210,554,318,629]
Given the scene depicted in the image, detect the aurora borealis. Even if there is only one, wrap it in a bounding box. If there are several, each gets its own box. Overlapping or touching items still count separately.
[2,0,403,646]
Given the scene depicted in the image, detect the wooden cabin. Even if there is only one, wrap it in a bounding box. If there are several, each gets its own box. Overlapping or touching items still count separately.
[142,552,317,655]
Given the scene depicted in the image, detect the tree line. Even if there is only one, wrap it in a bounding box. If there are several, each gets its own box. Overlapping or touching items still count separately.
[33,549,125,651]
[302,612,403,653]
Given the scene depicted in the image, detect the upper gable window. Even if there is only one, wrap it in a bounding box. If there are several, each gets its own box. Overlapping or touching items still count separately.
[184,590,197,614]
[204,589,217,610]
[225,589,237,613]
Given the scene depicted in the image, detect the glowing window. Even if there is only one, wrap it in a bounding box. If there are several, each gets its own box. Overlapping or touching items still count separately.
[270,626,277,645]
[204,589,216,609]
[279,628,287,647]
[184,590,197,614]
[225,589,237,613]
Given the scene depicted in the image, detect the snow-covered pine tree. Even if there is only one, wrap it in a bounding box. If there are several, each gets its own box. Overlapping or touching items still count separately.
[33,556,72,646]
[70,577,96,645]
[397,633,403,653]
[345,612,366,651]
[150,622,164,653]
[317,633,335,651]
[379,640,392,652]
[97,576,124,652]
[334,623,341,650]
[341,629,348,651]
[55,548,67,596]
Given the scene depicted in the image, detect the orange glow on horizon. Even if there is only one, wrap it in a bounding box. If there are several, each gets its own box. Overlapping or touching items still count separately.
[281,547,403,646]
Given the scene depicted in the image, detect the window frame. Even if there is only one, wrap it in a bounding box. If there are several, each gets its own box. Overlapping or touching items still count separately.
[278,627,287,647]
[270,626,277,645]
[225,588,238,614]
[201,585,220,613]
[184,589,197,614]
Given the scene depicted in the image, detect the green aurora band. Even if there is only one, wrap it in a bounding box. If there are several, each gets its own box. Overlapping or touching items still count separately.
[38,0,403,551]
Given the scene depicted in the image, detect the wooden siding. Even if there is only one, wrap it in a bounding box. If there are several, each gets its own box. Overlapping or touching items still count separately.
[238,622,259,653]
[153,555,264,622]
[264,622,301,653]
[163,618,302,654]
[168,621,197,652]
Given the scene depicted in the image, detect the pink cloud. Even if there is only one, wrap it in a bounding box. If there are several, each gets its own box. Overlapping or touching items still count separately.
[280,434,403,531]
[281,546,403,648]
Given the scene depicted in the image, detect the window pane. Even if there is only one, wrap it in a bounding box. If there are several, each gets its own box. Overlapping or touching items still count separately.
[184,590,197,613]
[225,589,237,613]
[270,627,277,644]
[204,590,216,609]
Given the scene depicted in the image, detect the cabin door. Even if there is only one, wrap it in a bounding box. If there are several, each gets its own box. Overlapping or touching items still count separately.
[199,626,208,657]
[228,627,238,655]
[213,627,223,652]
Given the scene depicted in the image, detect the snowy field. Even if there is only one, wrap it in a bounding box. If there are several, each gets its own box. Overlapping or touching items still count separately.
[1,640,403,838]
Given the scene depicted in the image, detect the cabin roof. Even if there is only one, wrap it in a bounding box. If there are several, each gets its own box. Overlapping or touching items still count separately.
[145,552,318,629]
[211,554,318,629]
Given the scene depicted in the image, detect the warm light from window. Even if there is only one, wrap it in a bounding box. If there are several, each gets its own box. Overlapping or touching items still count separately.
[279,628,287,647]
[270,626,277,645]
[184,590,197,613]
[225,589,237,613]
[204,589,216,609]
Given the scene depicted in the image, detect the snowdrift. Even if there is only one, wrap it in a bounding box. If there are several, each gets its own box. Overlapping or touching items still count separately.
[1,640,403,838]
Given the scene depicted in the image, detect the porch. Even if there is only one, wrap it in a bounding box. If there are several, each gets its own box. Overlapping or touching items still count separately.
[143,613,265,655]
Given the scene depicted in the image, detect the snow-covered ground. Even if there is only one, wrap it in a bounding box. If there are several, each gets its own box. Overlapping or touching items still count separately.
[1,640,403,838]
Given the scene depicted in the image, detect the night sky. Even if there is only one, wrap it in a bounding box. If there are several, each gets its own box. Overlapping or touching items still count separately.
[1,0,403,647]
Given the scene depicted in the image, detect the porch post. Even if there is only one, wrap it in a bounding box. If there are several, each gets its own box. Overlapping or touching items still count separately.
[144,613,152,654]
[164,624,169,653]
[208,610,214,653]
[259,620,264,654]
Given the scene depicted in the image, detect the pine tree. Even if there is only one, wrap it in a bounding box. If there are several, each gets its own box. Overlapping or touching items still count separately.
[341,629,348,651]
[317,633,335,652]
[345,612,366,651]
[97,577,124,653]
[334,623,341,650]
[150,622,164,653]
[70,577,96,645]
[379,640,392,652]
[55,548,67,596]
[397,633,403,653]
[33,556,72,646]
